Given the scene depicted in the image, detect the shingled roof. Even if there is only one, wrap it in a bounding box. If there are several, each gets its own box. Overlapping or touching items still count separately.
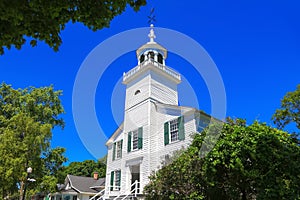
[66,175,105,194]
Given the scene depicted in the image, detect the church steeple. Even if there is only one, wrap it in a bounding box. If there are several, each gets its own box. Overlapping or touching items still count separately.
[123,24,180,85]
[122,23,181,109]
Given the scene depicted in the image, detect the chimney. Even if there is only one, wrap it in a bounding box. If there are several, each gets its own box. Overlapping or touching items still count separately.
[93,172,99,180]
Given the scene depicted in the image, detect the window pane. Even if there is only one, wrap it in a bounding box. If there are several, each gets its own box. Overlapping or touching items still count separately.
[170,119,179,142]
[115,170,121,191]
[116,141,122,158]
[132,130,138,150]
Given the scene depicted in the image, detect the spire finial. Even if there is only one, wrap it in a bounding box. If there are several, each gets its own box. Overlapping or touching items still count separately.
[148,24,156,43]
[147,8,156,25]
[147,8,156,43]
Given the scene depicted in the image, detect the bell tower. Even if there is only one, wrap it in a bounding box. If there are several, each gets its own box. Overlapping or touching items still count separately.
[122,24,181,111]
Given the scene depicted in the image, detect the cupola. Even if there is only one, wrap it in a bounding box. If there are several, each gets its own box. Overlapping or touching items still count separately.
[136,24,167,65]
[123,24,180,85]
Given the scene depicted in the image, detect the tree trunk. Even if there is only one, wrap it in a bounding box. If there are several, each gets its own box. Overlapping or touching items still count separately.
[241,189,246,200]
[19,181,25,200]
[2,187,5,199]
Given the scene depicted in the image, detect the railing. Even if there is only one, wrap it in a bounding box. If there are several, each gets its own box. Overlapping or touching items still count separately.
[123,59,181,82]
[112,180,140,200]
[89,188,105,200]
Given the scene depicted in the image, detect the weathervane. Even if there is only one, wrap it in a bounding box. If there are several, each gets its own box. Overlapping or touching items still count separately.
[147,8,156,25]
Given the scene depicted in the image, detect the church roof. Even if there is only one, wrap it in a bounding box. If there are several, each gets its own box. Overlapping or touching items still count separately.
[154,102,211,118]
[136,42,167,58]
[106,122,124,146]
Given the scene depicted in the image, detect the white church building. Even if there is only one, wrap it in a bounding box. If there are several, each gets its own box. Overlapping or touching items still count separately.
[102,25,212,199]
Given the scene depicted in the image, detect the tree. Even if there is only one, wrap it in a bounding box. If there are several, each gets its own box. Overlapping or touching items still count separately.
[272,84,300,131]
[144,119,300,199]
[38,147,68,193]
[0,83,65,199]
[24,147,68,199]
[57,156,107,183]
[0,0,147,55]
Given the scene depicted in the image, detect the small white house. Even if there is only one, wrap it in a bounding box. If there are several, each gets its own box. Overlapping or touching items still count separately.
[102,25,212,200]
[51,173,105,200]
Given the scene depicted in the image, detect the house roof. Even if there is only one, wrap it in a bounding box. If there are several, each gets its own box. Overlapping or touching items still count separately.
[90,178,106,189]
[67,175,105,194]
[60,188,78,194]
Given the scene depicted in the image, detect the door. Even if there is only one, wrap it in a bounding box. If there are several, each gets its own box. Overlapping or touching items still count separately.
[130,165,140,193]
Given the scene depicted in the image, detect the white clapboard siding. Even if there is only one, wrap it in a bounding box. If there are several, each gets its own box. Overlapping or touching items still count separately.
[150,71,178,105]
[125,71,151,110]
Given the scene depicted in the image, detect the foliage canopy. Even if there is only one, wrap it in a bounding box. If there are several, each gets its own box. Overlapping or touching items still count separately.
[0,0,147,54]
[57,156,107,183]
[144,118,300,200]
[0,83,66,199]
[272,84,300,132]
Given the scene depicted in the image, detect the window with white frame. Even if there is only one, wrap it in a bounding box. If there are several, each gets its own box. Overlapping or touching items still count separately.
[127,127,143,152]
[110,170,121,191]
[132,129,138,150]
[112,140,123,161]
[114,170,121,190]
[164,116,185,145]
[169,119,179,142]
[116,140,122,158]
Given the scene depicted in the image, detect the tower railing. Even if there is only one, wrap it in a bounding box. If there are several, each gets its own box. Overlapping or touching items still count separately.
[123,58,181,82]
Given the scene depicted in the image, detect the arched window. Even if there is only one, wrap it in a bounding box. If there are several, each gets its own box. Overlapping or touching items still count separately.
[147,51,155,60]
[158,53,163,64]
[140,54,145,63]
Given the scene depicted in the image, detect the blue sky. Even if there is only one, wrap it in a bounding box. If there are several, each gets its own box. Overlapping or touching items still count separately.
[0,0,299,162]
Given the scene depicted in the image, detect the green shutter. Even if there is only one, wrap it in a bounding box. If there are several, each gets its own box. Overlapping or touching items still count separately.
[127,132,132,152]
[110,171,114,191]
[164,122,169,145]
[120,139,123,158]
[112,143,116,161]
[138,127,143,149]
[178,116,185,141]
[117,170,121,187]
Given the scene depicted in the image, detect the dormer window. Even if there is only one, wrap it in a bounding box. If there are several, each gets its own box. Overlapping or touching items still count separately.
[134,90,141,95]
